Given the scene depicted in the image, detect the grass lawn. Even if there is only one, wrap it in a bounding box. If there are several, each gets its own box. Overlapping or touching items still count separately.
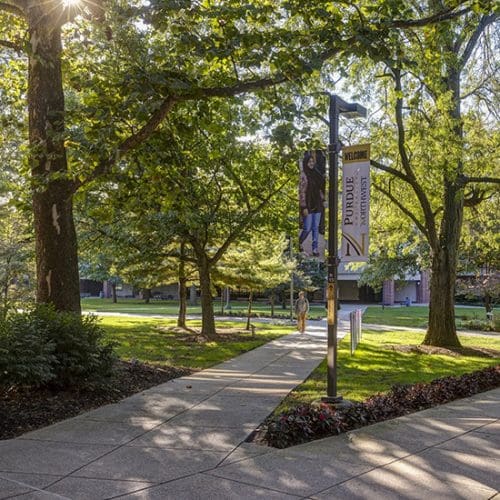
[274,329,500,413]
[362,305,499,328]
[98,315,292,370]
[82,297,327,319]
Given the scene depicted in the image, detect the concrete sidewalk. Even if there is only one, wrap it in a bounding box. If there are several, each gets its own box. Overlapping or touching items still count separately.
[0,314,498,499]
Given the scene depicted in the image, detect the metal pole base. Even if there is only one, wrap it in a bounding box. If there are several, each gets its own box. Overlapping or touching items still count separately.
[321,396,344,404]
[319,396,354,409]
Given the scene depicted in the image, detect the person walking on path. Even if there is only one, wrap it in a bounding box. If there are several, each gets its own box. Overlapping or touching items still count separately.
[295,291,309,333]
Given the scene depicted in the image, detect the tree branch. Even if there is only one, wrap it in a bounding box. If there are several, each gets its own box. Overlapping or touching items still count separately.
[0,2,25,17]
[393,69,413,178]
[464,176,500,185]
[463,188,487,207]
[459,13,498,70]
[77,71,297,191]
[181,76,289,100]
[370,159,412,184]
[0,39,22,51]
[222,159,252,212]
[388,5,471,29]
[461,75,497,100]
[373,182,429,240]
[391,67,438,248]
[210,177,291,265]
[76,96,178,189]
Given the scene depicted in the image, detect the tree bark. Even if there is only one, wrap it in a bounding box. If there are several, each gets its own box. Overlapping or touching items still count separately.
[111,283,117,303]
[177,244,187,328]
[28,3,81,314]
[178,276,187,328]
[197,256,217,339]
[424,248,461,347]
[484,293,492,314]
[2,280,8,318]
[246,290,253,330]
[189,284,197,305]
[270,292,275,317]
[143,288,151,304]
[424,178,463,347]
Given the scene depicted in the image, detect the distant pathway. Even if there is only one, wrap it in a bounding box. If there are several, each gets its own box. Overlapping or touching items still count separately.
[87,305,498,339]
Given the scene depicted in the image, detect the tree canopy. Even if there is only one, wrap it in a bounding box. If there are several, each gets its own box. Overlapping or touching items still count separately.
[0,0,497,347]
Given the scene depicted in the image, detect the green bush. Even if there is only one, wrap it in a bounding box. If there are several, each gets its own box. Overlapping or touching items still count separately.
[0,314,57,386]
[0,305,116,388]
[458,317,499,332]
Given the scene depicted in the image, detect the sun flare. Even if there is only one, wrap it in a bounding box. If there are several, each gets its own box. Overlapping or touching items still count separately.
[63,0,80,6]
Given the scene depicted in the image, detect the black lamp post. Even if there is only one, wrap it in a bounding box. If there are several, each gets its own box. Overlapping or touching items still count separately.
[323,94,366,403]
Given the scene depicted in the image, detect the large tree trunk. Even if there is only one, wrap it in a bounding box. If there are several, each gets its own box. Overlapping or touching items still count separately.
[423,69,463,348]
[198,256,217,340]
[28,3,81,314]
[424,180,463,348]
[143,288,151,304]
[424,247,461,347]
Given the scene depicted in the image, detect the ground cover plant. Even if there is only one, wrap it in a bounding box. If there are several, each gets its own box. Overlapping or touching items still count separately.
[362,305,499,330]
[0,315,289,440]
[259,366,500,448]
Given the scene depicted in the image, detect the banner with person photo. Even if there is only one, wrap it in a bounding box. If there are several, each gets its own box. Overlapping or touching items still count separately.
[341,144,370,262]
[298,150,326,260]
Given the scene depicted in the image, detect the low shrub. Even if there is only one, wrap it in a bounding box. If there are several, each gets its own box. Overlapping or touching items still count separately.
[0,305,116,389]
[262,366,500,448]
[265,404,347,448]
[458,318,499,332]
[0,316,57,387]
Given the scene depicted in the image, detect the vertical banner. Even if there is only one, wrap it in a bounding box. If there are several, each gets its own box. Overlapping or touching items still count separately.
[341,144,370,262]
[298,150,326,260]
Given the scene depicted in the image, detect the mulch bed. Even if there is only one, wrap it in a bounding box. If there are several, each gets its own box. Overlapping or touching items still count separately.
[0,361,193,441]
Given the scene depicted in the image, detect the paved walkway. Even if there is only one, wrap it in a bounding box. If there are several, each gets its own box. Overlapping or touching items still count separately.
[0,310,498,499]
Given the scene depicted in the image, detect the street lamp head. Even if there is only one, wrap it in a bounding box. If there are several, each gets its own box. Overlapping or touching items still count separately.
[340,103,367,119]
